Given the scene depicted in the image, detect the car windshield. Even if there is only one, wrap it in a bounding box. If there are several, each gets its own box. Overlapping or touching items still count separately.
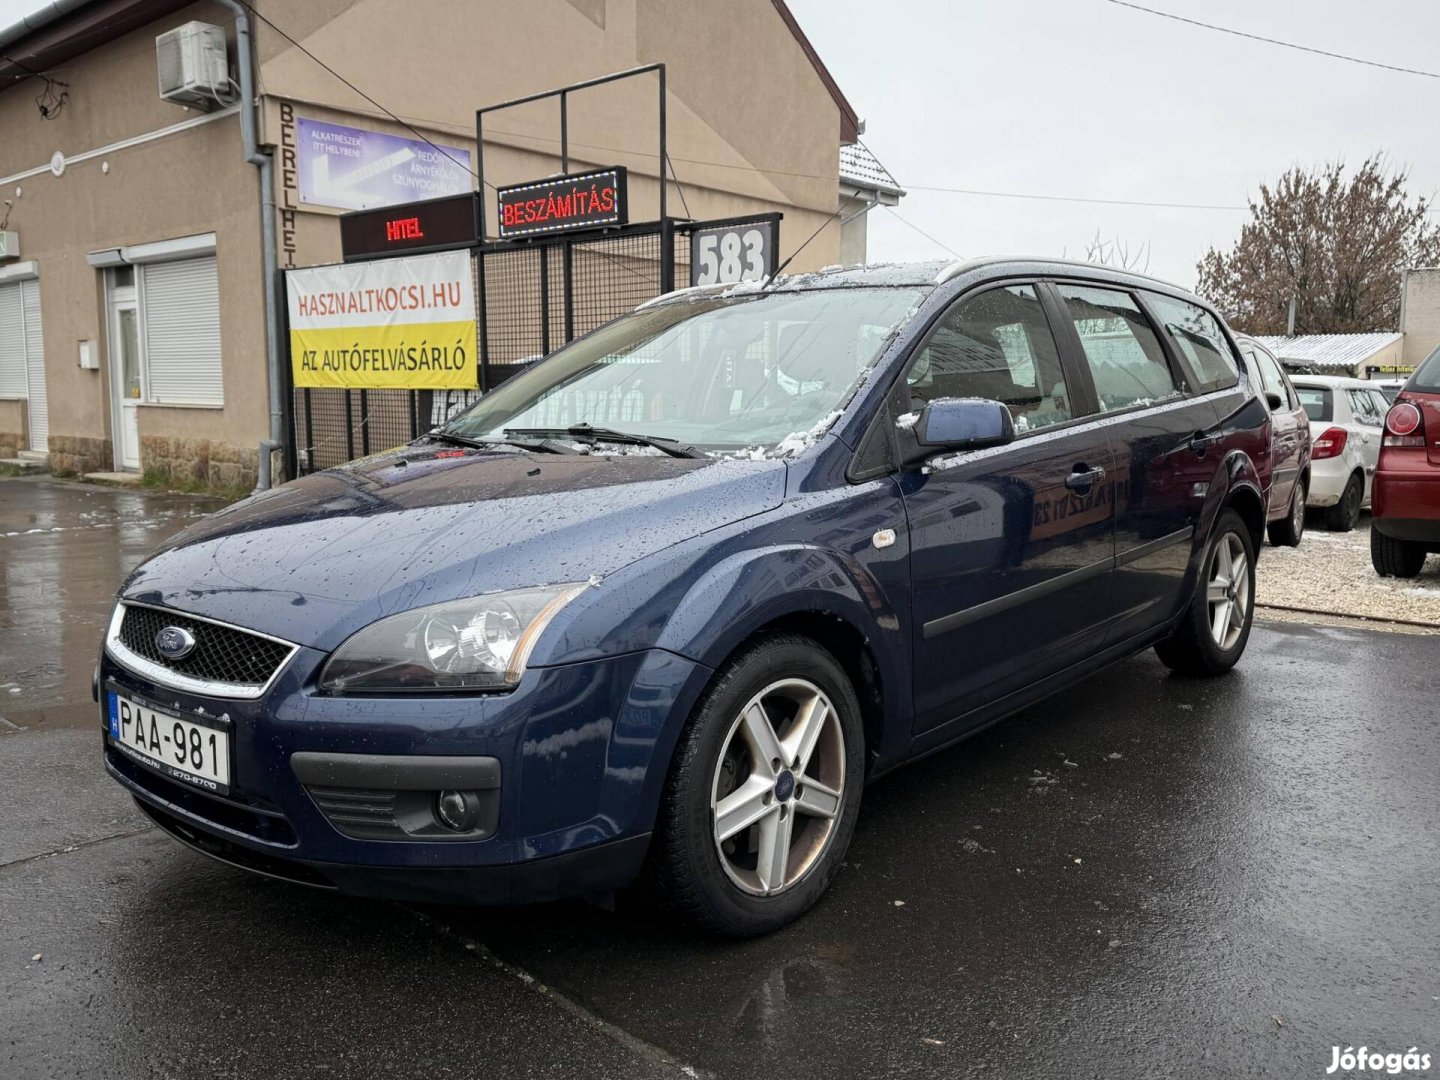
[441,286,928,454]
[1411,344,1440,393]
[1296,385,1332,422]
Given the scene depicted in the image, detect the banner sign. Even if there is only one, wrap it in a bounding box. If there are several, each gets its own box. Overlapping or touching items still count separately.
[496,167,627,239]
[297,118,473,212]
[340,193,478,260]
[286,251,477,389]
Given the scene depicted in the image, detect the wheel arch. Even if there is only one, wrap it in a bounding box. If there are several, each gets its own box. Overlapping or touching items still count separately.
[653,544,911,772]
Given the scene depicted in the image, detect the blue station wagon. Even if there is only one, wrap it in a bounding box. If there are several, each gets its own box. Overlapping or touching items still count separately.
[101,259,1272,935]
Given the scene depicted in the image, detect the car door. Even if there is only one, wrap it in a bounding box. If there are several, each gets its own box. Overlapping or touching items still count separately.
[1051,285,1242,644]
[1347,387,1384,498]
[897,282,1116,735]
[1248,342,1302,515]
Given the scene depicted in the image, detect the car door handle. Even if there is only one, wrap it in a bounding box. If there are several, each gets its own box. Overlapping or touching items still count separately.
[1065,465,1106,492]
[1190,432,1217,456]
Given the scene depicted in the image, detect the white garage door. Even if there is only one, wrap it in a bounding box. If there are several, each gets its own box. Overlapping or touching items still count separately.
[0,279,47,452]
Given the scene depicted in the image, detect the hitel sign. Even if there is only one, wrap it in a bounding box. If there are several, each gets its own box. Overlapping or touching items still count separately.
[496,167,628,239]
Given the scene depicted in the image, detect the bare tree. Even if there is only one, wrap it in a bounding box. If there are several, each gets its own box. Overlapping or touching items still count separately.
[1083,230,1152,274]
[1196,155,1440,335]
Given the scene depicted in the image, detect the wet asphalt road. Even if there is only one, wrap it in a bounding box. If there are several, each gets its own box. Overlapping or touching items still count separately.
[2,476,1437,1079]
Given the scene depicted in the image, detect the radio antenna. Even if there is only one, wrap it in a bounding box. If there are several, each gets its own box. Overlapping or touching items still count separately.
[763,192,862,290]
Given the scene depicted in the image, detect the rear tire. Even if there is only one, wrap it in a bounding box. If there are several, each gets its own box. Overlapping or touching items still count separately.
[1371,527,1427,578]
[649,633,864,937]
[1268,479,1307,547]
[1155,509,1256,677]
[1324,473,1363,532]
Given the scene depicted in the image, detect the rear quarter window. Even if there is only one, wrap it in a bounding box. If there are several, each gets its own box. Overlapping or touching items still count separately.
[1411,344,1440,393]
[1145,294,1241,393]
[1295,386,1332,423]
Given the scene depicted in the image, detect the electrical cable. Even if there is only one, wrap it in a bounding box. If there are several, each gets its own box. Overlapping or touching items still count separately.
[1100,0,1440,80]
[885,207,962,258]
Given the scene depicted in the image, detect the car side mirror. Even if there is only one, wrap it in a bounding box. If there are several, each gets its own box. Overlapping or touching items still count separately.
[900,398,1015,466]
[1264,390,1284,410]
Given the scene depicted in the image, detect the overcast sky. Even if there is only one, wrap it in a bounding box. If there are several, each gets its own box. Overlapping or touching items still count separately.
[3,0,1437,287]
[788,0,1440,286]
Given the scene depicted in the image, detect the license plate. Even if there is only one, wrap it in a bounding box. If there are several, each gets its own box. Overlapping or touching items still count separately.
[107,691,231,795]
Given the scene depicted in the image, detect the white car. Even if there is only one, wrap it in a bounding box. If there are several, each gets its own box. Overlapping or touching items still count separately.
[1290,375,1391,531]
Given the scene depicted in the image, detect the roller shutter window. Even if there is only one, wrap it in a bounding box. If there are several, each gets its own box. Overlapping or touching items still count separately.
[22,281,47,449]
[0,280,49,450]
[0,283,24,398]
[141,256,223,406]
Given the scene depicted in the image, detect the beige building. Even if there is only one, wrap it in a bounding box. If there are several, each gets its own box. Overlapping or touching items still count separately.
[1400,267,1440,371]
[0,0,898,486]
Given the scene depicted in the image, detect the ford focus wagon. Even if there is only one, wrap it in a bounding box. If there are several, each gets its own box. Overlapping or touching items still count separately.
[101,258,1271,935]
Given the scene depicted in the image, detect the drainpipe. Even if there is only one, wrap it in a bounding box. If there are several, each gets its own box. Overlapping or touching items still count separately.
[216,0,283,492]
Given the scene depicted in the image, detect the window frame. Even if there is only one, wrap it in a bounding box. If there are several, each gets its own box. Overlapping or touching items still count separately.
[1137,290,1242,395]
[899,278,1096,438]
[1044,278,1192,419]
[846,276,1102,483]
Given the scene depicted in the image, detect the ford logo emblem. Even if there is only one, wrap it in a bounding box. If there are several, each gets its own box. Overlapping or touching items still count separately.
[155,626,197,661]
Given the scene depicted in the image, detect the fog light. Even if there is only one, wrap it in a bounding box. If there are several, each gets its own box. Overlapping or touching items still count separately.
[434,789,479,832]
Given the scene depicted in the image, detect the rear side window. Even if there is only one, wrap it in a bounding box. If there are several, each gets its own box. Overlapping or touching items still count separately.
[904,284,1073,434]
[1296,386,1332,422]
[1347,388,1384,427]
[1146,294,1241,393]
[1410,344,1440,392]
[1054,284,1182,412]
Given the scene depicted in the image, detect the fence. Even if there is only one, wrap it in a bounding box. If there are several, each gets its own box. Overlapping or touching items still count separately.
[291,223,689,474]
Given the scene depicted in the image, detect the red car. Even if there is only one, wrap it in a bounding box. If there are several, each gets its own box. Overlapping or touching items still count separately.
[1371,345,1440,577]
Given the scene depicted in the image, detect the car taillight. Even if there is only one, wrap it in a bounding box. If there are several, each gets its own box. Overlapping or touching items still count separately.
[1313,426,1349,459]
[1383,402,1426,448]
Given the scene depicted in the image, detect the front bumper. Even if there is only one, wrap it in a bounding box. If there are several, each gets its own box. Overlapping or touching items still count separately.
[101,642,711,904]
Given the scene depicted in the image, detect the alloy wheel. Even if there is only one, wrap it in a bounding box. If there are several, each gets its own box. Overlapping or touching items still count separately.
[1291,485,1306,541]
[710,678,846,897]
[1206,531,1250,650]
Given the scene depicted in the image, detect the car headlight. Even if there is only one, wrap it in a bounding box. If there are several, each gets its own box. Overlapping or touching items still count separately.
[319,583,589,693]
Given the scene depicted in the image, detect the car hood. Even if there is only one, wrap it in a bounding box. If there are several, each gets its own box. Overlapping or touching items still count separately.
[121,446,787,651]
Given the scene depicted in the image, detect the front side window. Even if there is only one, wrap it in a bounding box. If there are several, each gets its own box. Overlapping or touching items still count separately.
[1146,294,1240,393]
[1249,345,1291,409]
[1056,284,1181,412]
[902,284,1072,434]
[444,287,927,454]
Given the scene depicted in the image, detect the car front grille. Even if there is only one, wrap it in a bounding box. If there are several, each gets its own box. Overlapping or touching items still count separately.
[115,603,294,691]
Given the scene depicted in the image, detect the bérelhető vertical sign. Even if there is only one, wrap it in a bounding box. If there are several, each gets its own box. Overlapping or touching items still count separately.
[496,167,628,239]
[286,251,477,389]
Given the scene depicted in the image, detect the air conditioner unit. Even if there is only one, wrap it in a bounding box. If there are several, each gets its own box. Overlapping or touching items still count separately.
[156,21,230,108]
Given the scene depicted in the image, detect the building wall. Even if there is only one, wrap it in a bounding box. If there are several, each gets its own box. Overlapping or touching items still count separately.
[1,0,853,485]
[0,1,265,481]
[1400,268,1440,369]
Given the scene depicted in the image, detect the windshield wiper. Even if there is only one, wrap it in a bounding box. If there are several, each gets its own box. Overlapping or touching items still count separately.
[504,424,707,459]
[425,429,580,455]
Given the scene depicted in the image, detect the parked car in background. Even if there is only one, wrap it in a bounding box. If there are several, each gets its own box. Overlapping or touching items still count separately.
[1290,374,1391,531]
[1236,336,1311,546]
[100,259,1272,936]
[1373,379,1407,405]
[1371,346,1440,577]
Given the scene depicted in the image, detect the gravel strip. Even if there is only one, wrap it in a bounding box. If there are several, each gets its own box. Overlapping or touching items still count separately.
[1257,517,1440,627]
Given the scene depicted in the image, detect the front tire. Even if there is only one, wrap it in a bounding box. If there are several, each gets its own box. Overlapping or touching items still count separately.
[1371,527,1427,578]
[649,634,864,936]
[1155,509,1256,676]
[1268,479,1307,547]
[1324,472,1363,532]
